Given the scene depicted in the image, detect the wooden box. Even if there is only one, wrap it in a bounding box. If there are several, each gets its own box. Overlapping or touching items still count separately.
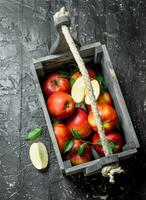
[32,42,139,176]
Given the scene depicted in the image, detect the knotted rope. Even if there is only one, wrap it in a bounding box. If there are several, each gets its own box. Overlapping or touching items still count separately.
[54,7,124,183]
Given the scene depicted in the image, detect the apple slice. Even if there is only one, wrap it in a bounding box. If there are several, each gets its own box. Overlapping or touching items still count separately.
[71,76,100,105]
[29,142,48,170]
[85,79,100,105]
[71,76,86,103]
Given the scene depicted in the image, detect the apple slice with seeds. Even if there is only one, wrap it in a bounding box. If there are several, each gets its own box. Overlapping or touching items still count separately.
[71,76,86,103]
[29,142,48,170]
[85,79,100,105]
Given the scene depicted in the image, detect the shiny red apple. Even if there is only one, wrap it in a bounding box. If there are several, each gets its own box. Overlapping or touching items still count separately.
[47,91,75,120]
[53,123,71,153]
[66,108,92,138]
[65,139,92,165]
[43,72,71,97]
[88,103,118,133]
[92,131,124,156]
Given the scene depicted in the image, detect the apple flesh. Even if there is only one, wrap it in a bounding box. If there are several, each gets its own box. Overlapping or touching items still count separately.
[43,72,71,97]
[29,142,48,170]
[71,76,100,104]
[88,103,118,133]
[66,108,92,138]
[53,123,71,153]
[65,139,92,165]
[92,131,124,156]
[47,91,75,120]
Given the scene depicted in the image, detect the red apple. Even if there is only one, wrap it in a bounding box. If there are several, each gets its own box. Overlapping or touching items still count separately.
[43,72,71,97]
[86,91,112,112]
[66,108,92,138]
[53,123,71,153]
[98,91,112,106]
[65,139,92,165]
[92,131,124,156]
[70,69,96,86]
[47,91,75,120]
[88,103,118,133]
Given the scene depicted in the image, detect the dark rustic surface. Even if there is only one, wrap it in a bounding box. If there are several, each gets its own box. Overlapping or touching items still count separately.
[0,0,146,200]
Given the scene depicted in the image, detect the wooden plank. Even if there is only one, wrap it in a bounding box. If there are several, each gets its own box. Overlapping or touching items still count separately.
[101,45,140,148]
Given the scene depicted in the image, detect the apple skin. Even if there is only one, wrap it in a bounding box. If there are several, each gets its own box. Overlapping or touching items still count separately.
[98,91,112,106]
[92,131,124,156]
[66,108,92,138]
[53,123,71,153]
[86,91,112,112]
[71,69,96,84]
[65,139,92,165]
[43,72,71,97]
[88,103,118,133]
[47,91,75,120]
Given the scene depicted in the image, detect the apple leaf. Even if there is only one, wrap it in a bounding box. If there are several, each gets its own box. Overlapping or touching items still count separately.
[70,79,75,87]
[26,128,42,141]
[96,140,116,152]
[77,142,87,156]
[58,71,71,78]
[96,75,108,91]
[96,75,104,83]
[64,140,74,153]
[72,129,81,139]
[108,141,116,152]
[96,140,102,146]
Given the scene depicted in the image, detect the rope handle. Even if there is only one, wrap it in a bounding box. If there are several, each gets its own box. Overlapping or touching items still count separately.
[53,7,124,183]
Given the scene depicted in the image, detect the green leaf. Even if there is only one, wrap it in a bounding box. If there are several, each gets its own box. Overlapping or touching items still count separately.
[64,140,74,153]
[96,75,104,83]
[60,74,71,78]
[96,75,108,91]
[101,83,108,91]
[70,79,75,87]
[96,140,116,152]
[96,140,102,146]
[26,128,42,141]
[108,141,116,152]
[72,129,81,139]
[77,143,87,156]
[58,71,71,78]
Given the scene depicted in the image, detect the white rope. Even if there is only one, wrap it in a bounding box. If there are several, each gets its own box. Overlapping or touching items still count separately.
[101,163,124,183]
[53,7,124,183]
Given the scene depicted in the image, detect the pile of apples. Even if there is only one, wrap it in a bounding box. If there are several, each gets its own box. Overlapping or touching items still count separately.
[42,65,124,166]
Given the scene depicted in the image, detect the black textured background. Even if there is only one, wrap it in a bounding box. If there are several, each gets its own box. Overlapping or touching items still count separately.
[0,0,146,200]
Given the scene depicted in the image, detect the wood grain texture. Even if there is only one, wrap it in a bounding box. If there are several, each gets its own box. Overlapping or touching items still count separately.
[0,0,146,199]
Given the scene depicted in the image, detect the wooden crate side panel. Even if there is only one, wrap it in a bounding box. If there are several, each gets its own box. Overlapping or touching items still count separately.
[33,42,102,72]
[101,45,140,149]
[31,64,65,172]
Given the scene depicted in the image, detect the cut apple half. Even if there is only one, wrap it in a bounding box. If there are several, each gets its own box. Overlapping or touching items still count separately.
[71,76,86,103]
[29,142,48,170]
[85,79,100,105]
[71,76,100,105]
